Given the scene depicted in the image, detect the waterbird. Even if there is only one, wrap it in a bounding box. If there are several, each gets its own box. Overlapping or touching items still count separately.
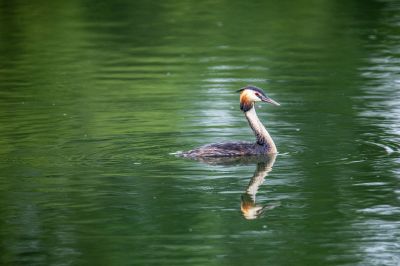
[182,86,280,158]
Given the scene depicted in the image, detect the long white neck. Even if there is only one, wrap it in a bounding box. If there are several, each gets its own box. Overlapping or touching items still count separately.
[245,106,277,153]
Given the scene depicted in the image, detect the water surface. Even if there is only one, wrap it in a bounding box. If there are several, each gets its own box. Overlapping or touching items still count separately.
[1,0,400,265]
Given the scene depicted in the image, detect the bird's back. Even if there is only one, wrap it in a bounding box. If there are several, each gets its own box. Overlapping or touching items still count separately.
[181,142,271,158]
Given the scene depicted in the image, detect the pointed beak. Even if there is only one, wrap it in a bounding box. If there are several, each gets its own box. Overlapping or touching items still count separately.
[261,96,280,106]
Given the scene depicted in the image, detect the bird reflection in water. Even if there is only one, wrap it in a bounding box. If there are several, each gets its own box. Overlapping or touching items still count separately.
[189,154,280,220]
[240,154,280,220]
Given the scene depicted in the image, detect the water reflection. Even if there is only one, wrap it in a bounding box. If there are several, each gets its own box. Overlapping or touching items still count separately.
[186,154,279,220]
[241,154,280,220]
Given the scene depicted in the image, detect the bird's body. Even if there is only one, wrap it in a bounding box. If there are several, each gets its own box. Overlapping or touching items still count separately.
[182,86,279,158]
[182,141,272,158]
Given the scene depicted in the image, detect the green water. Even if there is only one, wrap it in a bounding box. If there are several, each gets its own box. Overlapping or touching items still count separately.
[1,0,400,265]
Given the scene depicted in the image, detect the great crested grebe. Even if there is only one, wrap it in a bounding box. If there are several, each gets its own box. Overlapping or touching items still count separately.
[182,86,280,158]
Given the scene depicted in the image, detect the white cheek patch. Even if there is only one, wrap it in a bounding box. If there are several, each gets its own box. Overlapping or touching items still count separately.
[246,91,261,102]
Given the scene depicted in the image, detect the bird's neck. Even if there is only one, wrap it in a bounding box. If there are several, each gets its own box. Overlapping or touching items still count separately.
[245,105,277,153]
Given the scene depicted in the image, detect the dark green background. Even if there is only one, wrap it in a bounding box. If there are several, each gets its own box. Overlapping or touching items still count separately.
[1,0,399,265]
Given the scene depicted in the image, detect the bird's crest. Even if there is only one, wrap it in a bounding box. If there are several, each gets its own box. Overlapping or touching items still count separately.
[237,85,267,112]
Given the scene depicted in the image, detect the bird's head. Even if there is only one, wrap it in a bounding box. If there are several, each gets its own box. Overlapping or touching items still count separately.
[237,86,280,112]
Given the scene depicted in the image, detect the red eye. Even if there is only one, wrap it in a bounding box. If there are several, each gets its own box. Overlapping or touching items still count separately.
[255,93,260,97]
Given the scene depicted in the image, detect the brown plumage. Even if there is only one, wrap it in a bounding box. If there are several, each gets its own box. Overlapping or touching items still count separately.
[181,85,280,158]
